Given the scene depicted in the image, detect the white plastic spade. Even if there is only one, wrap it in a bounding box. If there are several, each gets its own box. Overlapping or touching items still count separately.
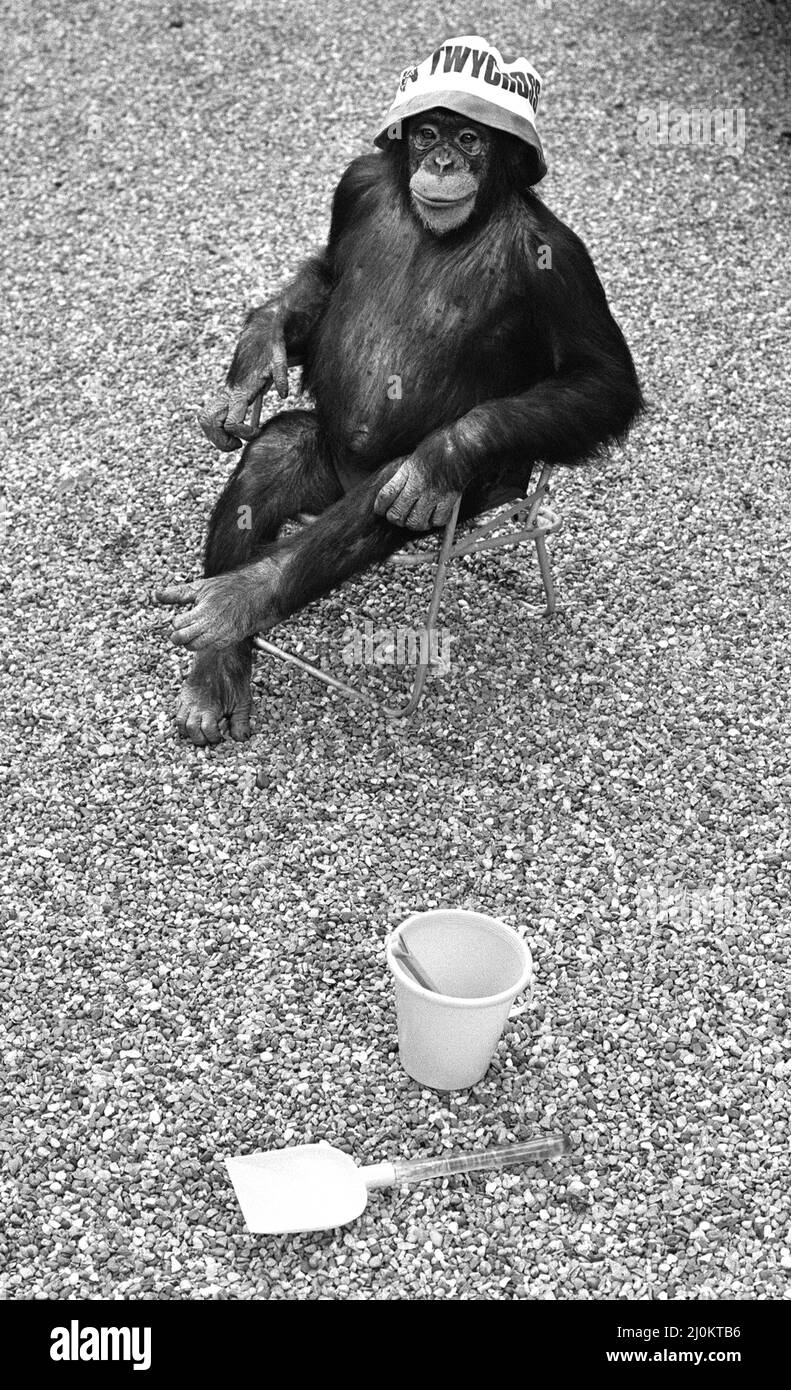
[226,1134,568,1234]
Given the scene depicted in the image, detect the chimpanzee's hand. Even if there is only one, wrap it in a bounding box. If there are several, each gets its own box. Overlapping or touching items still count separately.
[198,380,270,452]
[198,318,290,451]
[374,450,460,531]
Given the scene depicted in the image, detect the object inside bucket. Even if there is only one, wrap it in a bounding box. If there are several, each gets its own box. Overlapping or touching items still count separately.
[406,920,525,998]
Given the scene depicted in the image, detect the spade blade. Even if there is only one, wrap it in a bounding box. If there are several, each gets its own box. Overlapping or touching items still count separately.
[226,1142,369,1234]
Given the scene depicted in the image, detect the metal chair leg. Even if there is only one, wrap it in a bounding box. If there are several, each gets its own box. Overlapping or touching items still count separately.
[535,533,556,617]
[248,391,263,435]
[252,635,377,706]
[248,426,559,714]
[383,495,463,719]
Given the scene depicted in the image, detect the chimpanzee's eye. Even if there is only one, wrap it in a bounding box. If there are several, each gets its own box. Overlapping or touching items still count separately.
[415,125,438,145]
[458,130,482,154]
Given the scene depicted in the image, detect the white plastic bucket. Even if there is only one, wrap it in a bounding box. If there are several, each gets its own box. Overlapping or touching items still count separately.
[386,909,534,1091]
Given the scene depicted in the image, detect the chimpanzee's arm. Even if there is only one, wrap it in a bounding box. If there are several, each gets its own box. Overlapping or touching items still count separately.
[455,229,643,477]
[201,157,381,450]
[227,155,380,391]
[378,224,643,514]
[226,253,333,395]
[199,252,334,449]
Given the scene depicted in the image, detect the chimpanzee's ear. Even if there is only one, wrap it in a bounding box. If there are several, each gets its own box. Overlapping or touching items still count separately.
[519,145,545,188]
[328,154,383,246]
[379,126,411,202]
[497,131,544,190]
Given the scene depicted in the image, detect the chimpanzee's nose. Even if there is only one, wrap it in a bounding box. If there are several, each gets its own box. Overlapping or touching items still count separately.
[432,147,454,171]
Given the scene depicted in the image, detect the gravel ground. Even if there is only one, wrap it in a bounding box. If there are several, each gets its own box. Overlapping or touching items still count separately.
[2,0,790,1301]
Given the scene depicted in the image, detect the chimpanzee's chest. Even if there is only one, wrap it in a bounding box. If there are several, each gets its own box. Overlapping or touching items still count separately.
[343,203,524,352]
[306,204,534,462]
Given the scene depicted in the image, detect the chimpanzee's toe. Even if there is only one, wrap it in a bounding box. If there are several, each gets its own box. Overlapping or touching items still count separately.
[174,646,252,747]
[228,707,252,741]
[179,704,223,746]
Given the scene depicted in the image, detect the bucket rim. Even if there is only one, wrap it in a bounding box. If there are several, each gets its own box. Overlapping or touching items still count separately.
[385,909,533,1009]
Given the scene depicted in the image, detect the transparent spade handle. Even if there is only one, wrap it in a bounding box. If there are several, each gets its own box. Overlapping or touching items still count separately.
[385,1135,568,1188]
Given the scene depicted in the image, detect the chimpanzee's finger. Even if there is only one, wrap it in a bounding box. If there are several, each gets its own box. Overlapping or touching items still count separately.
[154,584,200,607]
[432,492,461,526]
[170,622,206,649]
[270,337,289,398]
[374,464,409,516]
[226,420,259,441]
[387,502,418,526]
[401,499,432,531]
[384,491,408,523]
[386,472,425,525]
[224,375,275,437]
[197,393,243,452]
[197,410,243,451]
[223,387,254,434]
[386,488,423,525]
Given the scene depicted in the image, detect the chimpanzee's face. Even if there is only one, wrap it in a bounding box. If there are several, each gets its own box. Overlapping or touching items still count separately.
[407,109,493,236]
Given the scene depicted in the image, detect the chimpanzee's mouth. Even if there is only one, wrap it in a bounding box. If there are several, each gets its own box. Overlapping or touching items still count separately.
[412,192,475,209]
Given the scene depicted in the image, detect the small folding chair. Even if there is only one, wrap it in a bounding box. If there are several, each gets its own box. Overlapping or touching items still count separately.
[243,392,562,718]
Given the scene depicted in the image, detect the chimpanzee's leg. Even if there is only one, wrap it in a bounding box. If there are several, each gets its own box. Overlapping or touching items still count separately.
[174,411,342,746]
[162,452,529,743]
[182,463,420,646]
[204,409,341,575]
[163,459,510,667]
[197,462,533,630]
[261,466,412,620]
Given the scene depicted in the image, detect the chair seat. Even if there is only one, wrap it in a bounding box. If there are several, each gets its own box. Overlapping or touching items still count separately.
[253,463,561,718]
[392,495,561,568]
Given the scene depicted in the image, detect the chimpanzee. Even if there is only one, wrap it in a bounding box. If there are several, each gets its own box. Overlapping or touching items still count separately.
[157,36,643,744]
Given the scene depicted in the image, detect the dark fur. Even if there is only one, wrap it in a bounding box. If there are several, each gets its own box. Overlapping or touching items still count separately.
[211,129,643,618]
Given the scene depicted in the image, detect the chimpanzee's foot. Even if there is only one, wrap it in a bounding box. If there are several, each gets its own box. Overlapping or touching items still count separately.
[157,561,279,652]
[175,644,253,746]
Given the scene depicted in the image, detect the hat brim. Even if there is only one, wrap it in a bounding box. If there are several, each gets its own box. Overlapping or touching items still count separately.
[372,91,547,183]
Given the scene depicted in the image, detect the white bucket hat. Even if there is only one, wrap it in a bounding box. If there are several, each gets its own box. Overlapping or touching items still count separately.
[373,35,546,183]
